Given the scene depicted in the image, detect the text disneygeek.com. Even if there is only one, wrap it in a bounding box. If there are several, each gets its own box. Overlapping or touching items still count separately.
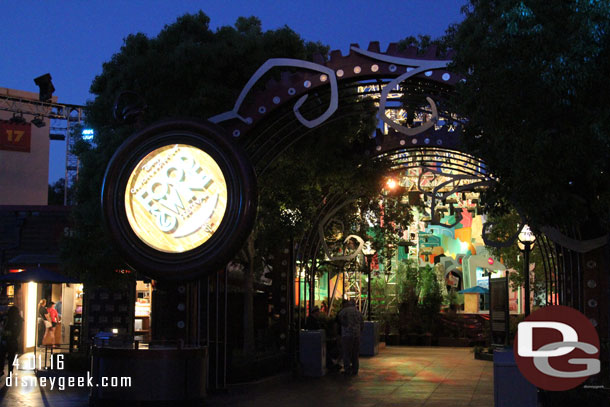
[4,355,131,390]
[4,372,132,391]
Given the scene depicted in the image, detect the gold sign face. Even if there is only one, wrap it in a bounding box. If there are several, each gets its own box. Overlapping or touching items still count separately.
[125,144,227,253]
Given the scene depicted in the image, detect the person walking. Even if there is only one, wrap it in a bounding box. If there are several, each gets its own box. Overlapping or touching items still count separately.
[337,299,364,376]
[0,306,23,375]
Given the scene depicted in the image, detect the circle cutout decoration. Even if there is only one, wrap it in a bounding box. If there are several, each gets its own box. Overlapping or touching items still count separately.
[102,119,257,280]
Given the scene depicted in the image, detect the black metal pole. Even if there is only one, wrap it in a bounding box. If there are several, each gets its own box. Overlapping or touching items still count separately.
[505,270,510,347]
[367,256,372,321]
[524,243,531,317]
[223,265,228,389]
[488,271,493,345]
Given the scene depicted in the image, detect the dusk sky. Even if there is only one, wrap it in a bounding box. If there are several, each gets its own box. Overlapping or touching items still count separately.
[1,0,465,182]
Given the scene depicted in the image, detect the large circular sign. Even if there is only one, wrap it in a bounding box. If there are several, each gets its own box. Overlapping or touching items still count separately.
[124,144,228,253]
[102,119,257,280]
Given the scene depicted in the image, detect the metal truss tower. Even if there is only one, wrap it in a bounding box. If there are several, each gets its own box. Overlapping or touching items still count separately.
[344,260,363,312]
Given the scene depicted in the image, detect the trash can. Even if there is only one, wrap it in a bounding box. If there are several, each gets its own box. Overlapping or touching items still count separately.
[493,348,537,407]
[299,329,326,377]
[359,321,379,356]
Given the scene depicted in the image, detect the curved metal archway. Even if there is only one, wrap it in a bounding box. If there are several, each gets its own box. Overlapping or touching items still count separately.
[205,41,606,349]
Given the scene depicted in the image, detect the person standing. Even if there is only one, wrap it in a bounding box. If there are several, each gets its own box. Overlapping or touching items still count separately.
[0,306,23,375]
[337,299,364,375]
[46,302,59,346]
[37,299,49,347]
[55,300,62,319]
[47,302,59,326]
[305,306,322,330]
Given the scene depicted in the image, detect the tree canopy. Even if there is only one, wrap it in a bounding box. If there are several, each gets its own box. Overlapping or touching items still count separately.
[448,0,610,235]
[63,12,390,287]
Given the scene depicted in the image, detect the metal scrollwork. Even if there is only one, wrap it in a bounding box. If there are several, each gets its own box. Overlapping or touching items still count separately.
[209,58,338,129]
[540,226,609,253]
[317,199,365,262]
[351,46,450,137]
[481,220,526,248]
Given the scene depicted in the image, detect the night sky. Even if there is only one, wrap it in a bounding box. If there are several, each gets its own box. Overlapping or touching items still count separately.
[0,0,465,182]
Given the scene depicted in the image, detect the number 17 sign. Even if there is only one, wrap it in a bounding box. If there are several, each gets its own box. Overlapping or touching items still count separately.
[0,121,31,152]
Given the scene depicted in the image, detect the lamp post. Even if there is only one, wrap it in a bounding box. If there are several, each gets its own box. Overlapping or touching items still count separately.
[362,242,376,321]
[518,225,536,317]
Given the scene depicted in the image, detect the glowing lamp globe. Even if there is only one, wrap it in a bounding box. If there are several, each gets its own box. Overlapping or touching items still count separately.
[518,224,536,250]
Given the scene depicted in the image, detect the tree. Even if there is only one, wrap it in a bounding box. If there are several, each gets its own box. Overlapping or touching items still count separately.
[447,1,610,234]
[484,209,549,306]
[64,12,388,355]
[64,13,329,281]
[48,179,65,205]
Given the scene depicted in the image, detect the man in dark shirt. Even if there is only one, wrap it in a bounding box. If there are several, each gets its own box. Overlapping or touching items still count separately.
[337,299,364,375]
[305,306,322,330]
[0,306,23,375]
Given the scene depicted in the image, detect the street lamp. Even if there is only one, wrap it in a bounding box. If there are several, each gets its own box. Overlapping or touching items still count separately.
[362,241,376,321]
[518,224,536,316]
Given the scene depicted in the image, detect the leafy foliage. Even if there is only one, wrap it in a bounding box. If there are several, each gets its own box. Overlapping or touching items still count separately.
[394,260,443,334]
[255,90,382,254]
[485,209,549,306]
[448,1,610,233]
[48,179,66,205]
[62,13,331,283]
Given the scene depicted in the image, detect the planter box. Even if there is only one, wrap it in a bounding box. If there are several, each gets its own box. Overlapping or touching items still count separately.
[299,329,326,377]
[494,349,537,407]
[359,321,379,356]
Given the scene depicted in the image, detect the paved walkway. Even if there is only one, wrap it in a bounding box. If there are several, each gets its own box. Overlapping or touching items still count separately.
[0,346,493,406]
[208,346,493,407]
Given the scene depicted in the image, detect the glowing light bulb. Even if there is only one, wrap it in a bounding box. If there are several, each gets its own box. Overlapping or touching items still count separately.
[386,178,397,189]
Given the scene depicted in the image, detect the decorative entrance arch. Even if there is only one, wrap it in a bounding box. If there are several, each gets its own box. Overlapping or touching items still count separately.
[99,37,608,390]
[202,41,605,340]
[208,42,457,170]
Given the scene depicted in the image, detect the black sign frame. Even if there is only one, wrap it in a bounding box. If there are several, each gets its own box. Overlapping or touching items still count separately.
[102,119,257,281]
